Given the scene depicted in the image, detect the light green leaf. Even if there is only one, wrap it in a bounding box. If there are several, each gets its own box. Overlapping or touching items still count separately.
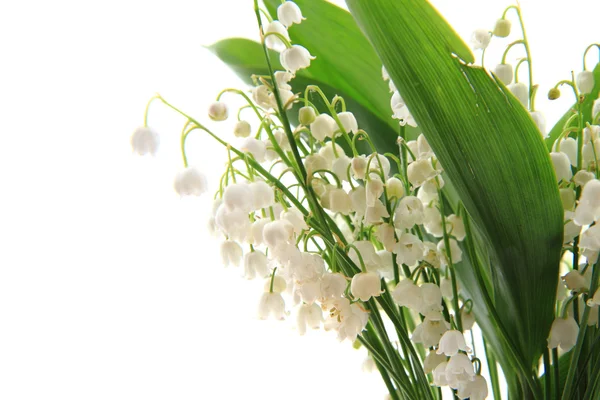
[347,0,563,380]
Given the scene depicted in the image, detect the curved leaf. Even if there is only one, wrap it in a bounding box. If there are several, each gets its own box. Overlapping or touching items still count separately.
[347,0,563,376]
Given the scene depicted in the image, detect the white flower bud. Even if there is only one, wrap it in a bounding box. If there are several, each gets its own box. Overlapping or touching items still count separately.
[321,272,348,298]
[131,126,159,155]
[437,330,470,356]
[208,101,228,121]
[252,85,272,109]
[470,29,491,50]
[265,21,290,52]
[296,303,323,335]
[493,18,511,37]
[530,111,546,137]
[457,375,488,400]
[258,292,286,320]
[394,196,425,230]
[310,113,336,141]
[280,45,315,73]
[174,167,208,197]
[277,1,305,27]
[550,152,573,182]
[576,70,595,95]
[240,137,267,163]
[337,111,358,133]
[507,82,528,107]
[445,353,475,389]
[299,106,316,125]
[220,240,243,267]
[395,233,425,266]
[233,120,251,138]
[424,351,447,374]
[407,159,436,187]
[548,316,579,352]
[386,177,405,199]
[493,63,513,85]
[350,272,382,301]
[244,251,268,280]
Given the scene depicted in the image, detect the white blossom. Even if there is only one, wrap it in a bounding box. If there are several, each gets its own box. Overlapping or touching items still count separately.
[471,29,491,50]
[320,272,347,298]
[296,303,323,335]
[208,101,228,121]
[394,196,425,229]
[530,111,546,137]
[412,316,450,348]
[407,159,437,187]
[493,18,511,37]
[258,292,286,320]
[265,21,290,52]
[447,214,466,241]
[299,106,316,125]
[244,251,268,279]
[174,167,208,196]
[577,70,595,95]
[304,153,328,176]
[233,120,251,138]
[580,224,600,251]
[221,240,243,267]
[351,271,382,301]
[332,155,352,182]
[445,353,476,389]
[281,207,308,234]
[574,170,595,187]
[562,270,588,291]
[252,85,272,109]
[395,233,425,266]
[274,71,294,91]
[437,330,470,356]
[131,126,159,155]
[337,111,358,133]
[375,224,397,252]
[461,309,476,330]
[457,375,488,400]
[386,177,405,199]
[548,316,579,352]
[550,152,573,182]
[424,351,447,374]
[280,45,315,73]
[277,1,305,27]
[494,63,513,85]
[420,282,443,317]
[250,180,275,210]
[310,113,336,141]
[558,137,578,166]
[438,238,463,266]
[392,279,423,311]
[432,361,449,386]
[240,137,267,163]
[507,82,529,107]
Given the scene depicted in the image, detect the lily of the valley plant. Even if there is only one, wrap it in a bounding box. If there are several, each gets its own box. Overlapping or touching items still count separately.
[131,0,600,399]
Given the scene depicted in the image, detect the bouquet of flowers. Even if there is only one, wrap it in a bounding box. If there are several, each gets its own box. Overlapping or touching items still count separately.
[130,0,600,398]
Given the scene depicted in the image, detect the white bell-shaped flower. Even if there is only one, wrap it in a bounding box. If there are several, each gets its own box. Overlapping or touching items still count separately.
[310,113,336,141]
[326,188,352,215]
[461,309,476,331]
[584,125,600,144]
[563,270,589,291]
[277,1,305,27]
[560,188,576,210]
[250,180,275,210]
[440,277,454,299]
[131,126,159,155]
[574,170,595,187]
[391,91,417,127]
[407,159,437,187]
[348,241,381,270]
[174,167,208,197]
[447,214,466,241]
[424,351,447,374]
[375,224,397,252]
[395,233,425,266]
[445,353,475,389]
[437,330,470,356]
[280,45,315,73]
[493,63,513,85]
[274,71,294,91]
[376,250,395,280]
[580,225,600,251]
[258,292,286,320]
[470,29,491,50]
[350,271,382,301]
[438,238,463,266]
[208,101,228,121]
[304,153,328,176]
[264,21,290,52]
[337,303,369,342]
[365,199,390,225]
[320,272,348,298]
[386,177,405,199]
[221,240,243,267]
[530,111,546,137]
[392,279,423,311]
[394,196,425,229]
[423,242,442,268]
[580,179,600,208]
[240,138,267,163]
[215,206,251,241]
[265,275,287,294]
[412,316,450,348]
[269,88,295,110]
[263,219,294,250]
[243,251,268,280]
[295,280,321,305]
[368,153,391,178]
[249,219,269,246]
[417,134,434,159]
[366,177,384,207]
[351,156,367,180]
[337,111,358,133]
[281,207,308,234]
[223,182,253,212]
[493,18,511,37]
[432,361,449,386]
[420,282,443,317]
[457,375,488,400]
[318,142,345,167]
[296,303,323,335]
[557,137,578,166]
[507,82,529,107]
[550,151,573,182]
[548,316,579,352]
[577,70,595,95]
[587,288,600,307]
[253,85,272,109]
[332,155,352,182]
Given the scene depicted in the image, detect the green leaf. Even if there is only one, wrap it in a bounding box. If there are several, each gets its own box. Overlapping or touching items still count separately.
[347,0,563,380]
[545,63,600,151]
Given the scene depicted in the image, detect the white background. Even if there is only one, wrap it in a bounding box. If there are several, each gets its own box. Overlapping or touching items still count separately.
[0,0,597,399]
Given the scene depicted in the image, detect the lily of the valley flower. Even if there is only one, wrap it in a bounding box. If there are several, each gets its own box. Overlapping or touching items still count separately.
[337,111,358,133]
[299,106,316,125]
[548,316,579,352]
[265,21,290,52]
[258,292,286,320]
[296,303,323,335]
[208,101,228,121]
[445,353,476,389]
[131,126,159,155]
[174,167,208,196]
[310,113,336,141]
[233,120,251,138]
[350,271,383,301]
[507,82,529,107]
[424,351,447,374]
[493,63,514,85]
[244,251,268,280]
[457,375,489,400]
[277,1,305,28]
[550,152,573,182]
[493,18,511,37]
[437,330,470,356]
[221,240,243,267]
[280,45,315,74]
[470,29,491,50]
[577,70,595,95]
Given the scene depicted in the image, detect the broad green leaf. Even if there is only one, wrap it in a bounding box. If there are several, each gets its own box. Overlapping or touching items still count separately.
[545,63,600,151]
[347,0,563,379]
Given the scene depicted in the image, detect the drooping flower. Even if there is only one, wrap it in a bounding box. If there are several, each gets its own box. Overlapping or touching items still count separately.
[530,111,546,137]
[548,316,579,352]
[577,70,595,95]
[394,196,425,229]
[208,101,228,121]
[243,251,269,280]
[240,137,267,163]
[337,111,358,133]
[299,106,316,125]
[470,29,491,50]
[457,375,489,400]
[258,292,286,320]
[320,272,348,298]
[432,361,449,386]
[437,330,470,356]
[277,1,305,28]
[296,303,323,335]
[233,120,251,138]
[131,126,159,155]
[395,233,426,266]
[445,353,476,389]
[412,316,450,348]
[493,18,511,37]
[386,177,405,199]
[407,159,437,187]
[424,351,447,374]
[174,167,208,196]
[264,20,290,52]
[392,279,423,311]
[493,63,513,85]
[562,270,588,291]
[350,271,382,302]
[280,45,315,73]
[507,82,529,107]
[221,240,243,267]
